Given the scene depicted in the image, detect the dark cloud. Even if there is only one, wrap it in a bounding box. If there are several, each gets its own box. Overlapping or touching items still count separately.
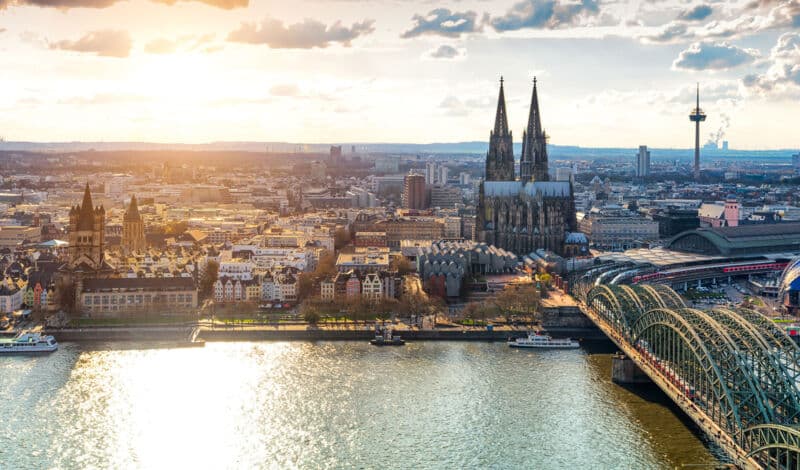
[426,44,465,60]
[678,4,713,21]
[0,0,243,10]
[50,30,132,58]
[744,32,800,92]
[401,8,480,38]
[673,41,759,70]
[227,17,375,49]
[488,0,600,31]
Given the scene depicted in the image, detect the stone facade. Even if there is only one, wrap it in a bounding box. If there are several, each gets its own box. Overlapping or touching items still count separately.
[477,79,577,256]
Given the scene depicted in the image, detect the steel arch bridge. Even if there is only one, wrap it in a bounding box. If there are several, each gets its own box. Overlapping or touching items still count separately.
[583,284,800,469]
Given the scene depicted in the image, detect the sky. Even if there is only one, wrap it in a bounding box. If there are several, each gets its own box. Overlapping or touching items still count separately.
[0,0,798,149]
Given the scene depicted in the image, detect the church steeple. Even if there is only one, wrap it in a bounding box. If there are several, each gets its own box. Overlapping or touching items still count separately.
[493,76,510,137]
[521,77,549,183]
[77,183,96,230]
[486,76,515,181]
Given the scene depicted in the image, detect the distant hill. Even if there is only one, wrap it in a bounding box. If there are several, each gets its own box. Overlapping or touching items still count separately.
[0,140,795,163]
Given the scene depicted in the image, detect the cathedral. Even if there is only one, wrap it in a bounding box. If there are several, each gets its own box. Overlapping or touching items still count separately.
[476,78,578,257]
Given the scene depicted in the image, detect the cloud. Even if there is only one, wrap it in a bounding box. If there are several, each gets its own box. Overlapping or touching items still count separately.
[227,17,375,49]
[401,8,481,38]
[699,0,800,39]
[144,34,216,54]
[0,0,243,9]
[672,41,760,70]
[744,32,800,94]
[151,0,245,9]
[642,22,693,43]
[678,4,713,22]
[144,38,177,54]
[439,94,493,116]
[488,0,601,31]
[269,84,300,96]
[424,44,466,60]
[50,30,132,58]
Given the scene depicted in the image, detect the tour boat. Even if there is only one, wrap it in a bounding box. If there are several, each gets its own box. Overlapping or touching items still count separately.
[508,332,579,349]
[0,332,58,354]
[370,329,405,346]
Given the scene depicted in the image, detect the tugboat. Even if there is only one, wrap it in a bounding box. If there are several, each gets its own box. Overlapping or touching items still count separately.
[370,328,405,346]
[0,331,58,353]
[508,331,579,349]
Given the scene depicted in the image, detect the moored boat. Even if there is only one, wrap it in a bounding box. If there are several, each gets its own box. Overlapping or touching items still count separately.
[0,332,58,354]
[370,328,405,346]
[508,332,579,349]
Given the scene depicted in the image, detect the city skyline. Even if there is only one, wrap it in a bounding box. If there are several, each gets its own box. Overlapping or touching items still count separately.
[1,0,799,149]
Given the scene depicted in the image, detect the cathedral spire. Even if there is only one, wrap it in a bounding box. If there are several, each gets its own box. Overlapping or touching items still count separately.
[521,77,549,182]
[493,76,510,137]
[527,77,543,140]
[486,76,515,181]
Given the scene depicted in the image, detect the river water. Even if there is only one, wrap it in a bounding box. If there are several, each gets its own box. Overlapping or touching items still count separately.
[0,341,724,469]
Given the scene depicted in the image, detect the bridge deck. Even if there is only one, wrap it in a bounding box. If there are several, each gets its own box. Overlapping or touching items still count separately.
[578,300,762,469]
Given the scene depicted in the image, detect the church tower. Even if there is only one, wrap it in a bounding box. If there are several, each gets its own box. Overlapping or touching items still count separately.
[122,194,146,253]
[68,183,105,270]
[520,78,549,183]
[485,77,515,181]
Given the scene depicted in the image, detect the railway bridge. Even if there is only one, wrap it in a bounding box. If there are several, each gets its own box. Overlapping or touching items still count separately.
[578,283,800,469]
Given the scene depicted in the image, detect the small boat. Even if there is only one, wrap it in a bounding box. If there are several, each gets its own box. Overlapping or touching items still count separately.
[370,329,405,346]
[0,332,58,354]
[508,332,579,349]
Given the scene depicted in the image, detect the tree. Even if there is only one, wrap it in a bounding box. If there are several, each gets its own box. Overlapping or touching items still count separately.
[315,252,337,278]
[199,260,219,299]
[300,300,321,325]
[390,256,414,275]
[164,220,189,235]
[334,227,351,250]
[493,284,541,321]
[296,273,316,301]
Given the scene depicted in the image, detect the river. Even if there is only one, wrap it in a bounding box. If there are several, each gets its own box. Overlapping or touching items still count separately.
[0,341,724,469]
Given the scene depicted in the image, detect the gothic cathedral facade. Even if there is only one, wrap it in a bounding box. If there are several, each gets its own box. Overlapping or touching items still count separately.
[477,78,578,256]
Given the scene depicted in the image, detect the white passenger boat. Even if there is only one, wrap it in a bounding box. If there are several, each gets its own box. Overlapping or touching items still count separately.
[508,332,579,349]
[0,332,58,353]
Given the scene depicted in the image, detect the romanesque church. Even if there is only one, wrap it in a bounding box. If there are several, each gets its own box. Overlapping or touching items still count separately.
[476,78,579,257]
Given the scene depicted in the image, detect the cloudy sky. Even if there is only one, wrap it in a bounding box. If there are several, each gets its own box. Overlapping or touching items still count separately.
[0,0,798,149]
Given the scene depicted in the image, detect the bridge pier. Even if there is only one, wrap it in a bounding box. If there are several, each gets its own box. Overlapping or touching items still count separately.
[611,353,651,384]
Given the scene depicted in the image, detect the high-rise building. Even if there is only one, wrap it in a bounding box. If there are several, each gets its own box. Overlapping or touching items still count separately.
[425,162,437,185]
[329,145,342,163]
[438,165,449,185]
[402,174,426,209]
[722,140,729,151]
[122,194,146,253]
[636,145,650,178]
[459,172,471,185]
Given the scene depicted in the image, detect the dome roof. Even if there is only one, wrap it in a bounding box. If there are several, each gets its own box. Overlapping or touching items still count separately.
[779,257,800,299]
